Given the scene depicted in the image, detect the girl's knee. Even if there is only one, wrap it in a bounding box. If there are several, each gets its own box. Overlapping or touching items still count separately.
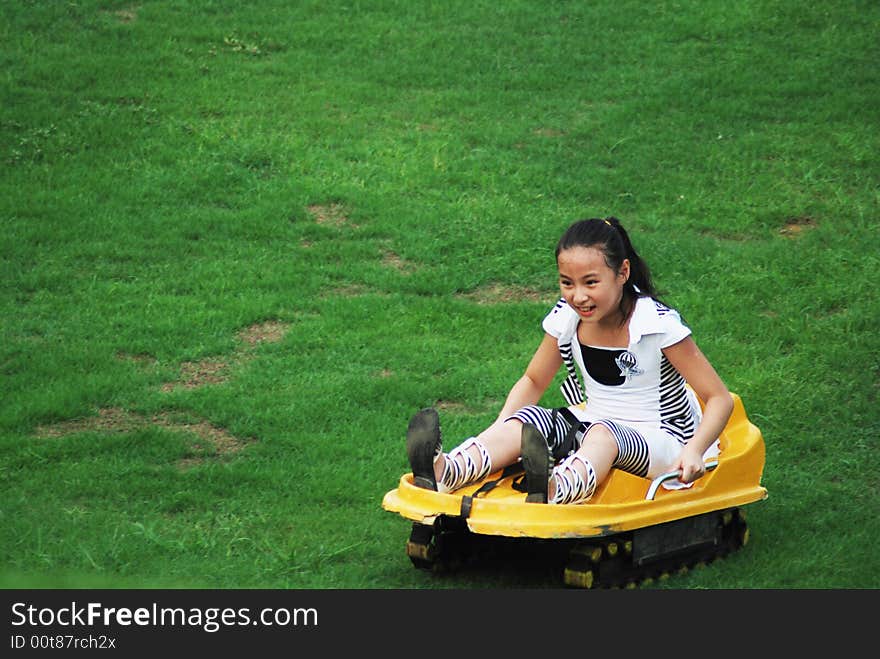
[579,423,620,472]
[583,424,617,450]
[475,420,523,469]
[503,416,524,428]
[479,417,522,445]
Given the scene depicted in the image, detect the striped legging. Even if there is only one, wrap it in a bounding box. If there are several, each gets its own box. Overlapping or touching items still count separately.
[507,405,651,478]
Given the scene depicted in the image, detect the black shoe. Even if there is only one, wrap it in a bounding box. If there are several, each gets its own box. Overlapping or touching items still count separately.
[521,423,553,504]
[406,408,441,491]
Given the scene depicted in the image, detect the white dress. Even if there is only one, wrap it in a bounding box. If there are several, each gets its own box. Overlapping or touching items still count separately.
[521,295,718,480]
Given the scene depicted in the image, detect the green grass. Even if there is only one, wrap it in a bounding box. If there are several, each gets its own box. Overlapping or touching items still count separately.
[1,0,877,589]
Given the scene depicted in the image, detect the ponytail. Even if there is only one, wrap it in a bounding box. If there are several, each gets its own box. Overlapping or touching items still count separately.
[604,217,657,300]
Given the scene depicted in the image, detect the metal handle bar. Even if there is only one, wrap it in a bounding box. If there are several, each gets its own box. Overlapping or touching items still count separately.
[645,459,719,500]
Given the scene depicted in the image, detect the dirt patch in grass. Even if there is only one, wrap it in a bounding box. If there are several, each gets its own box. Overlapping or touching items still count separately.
[308,203,356,228]
[34,408,250,469]
[382,249,417,274]
[52,320,292,465]
[459,283,549,305]
[162,358,231,392]
[237,320,290,346]
[158,414,250,469]
[41,321,290,464]
[159,320,291,392]
[103,6,139,23]
[36,408,144,438]
[780,216,817,238]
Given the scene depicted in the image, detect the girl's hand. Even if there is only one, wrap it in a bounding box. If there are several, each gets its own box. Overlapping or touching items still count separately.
[675,446,707,484]
[662,337,734,485]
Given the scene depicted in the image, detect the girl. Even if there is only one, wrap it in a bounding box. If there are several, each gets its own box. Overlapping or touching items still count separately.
[406,216,733,505]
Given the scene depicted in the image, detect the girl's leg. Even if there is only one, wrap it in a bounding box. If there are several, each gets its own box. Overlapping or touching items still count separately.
[522,422,620,504]
[552,424,619,503]
[444,404,584,490]
[406,408,523,492]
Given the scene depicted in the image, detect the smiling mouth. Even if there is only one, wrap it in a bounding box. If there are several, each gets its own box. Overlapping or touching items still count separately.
[575,304,596,314]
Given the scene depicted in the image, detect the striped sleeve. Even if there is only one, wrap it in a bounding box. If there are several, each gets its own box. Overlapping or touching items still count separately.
[541,298,574,338]
[656,304,692,348]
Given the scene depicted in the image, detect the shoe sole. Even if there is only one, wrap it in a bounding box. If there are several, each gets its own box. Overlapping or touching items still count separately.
[521,423,552,504]
[406,408,440,491]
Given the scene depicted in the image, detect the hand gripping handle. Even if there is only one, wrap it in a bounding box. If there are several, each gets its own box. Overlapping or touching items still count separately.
[645,459,719,500]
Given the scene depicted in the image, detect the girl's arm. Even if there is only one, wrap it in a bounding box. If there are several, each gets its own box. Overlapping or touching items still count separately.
[491,333,563,425]
[662,336,734,484]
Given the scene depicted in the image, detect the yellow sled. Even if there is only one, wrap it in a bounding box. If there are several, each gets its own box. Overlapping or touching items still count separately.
[382,392,767,588]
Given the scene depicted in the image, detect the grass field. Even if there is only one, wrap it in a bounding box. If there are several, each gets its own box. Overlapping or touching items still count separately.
[1,0,877,589]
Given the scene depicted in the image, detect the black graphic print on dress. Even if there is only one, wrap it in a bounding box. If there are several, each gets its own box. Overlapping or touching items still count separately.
[579,344,629,386]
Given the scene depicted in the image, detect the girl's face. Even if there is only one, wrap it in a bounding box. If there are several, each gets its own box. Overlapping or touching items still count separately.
[557,246,630,324]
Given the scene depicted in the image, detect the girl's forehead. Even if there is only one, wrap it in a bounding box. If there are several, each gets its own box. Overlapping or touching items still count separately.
[557,245,609,271]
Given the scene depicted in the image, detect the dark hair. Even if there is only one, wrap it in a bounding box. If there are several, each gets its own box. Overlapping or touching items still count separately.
[555,216,658,320]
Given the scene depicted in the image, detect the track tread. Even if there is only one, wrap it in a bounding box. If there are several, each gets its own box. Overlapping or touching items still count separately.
[562,507,750,589]
[404,507,751,588]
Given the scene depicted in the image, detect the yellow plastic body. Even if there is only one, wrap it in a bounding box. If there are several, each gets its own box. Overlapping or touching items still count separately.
[382,392,767,539]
